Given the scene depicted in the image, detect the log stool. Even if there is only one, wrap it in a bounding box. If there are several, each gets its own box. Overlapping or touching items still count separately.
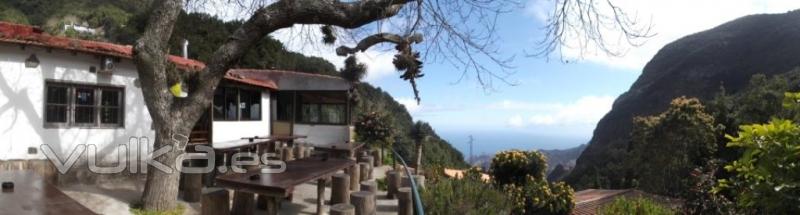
[360,181,378,194]
[397,187,413,215]
[330,203,356,215]
[371,150,382,167]
[386,171,400,199]
[350,191,376,215]
[331,173,351,204]
[358,162,370,182]
[348,164,361,191]
[231,191,255,215]
[201,187,230,215]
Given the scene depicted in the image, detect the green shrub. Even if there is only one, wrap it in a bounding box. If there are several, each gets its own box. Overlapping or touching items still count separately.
[505,176,574,215]
[599,197,675,215]
[130,204,185,215]
[421,176,512,214]
[490,150,575,215]
[490,150,547,186]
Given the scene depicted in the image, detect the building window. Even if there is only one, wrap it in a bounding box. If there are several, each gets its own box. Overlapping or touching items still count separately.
[212,86,261,121]
[275,92,293,121]
[44,82,124,128]
[296,92,347,125]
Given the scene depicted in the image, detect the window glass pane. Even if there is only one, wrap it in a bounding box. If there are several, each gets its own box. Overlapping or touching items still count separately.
[74,107,95,123]
[320,104,345,124]
[300,104,319,123]
[101,108,119,124]
[224,88,238,120]
[276,92,293,121]
[240,90,261,121]
[213,87,225,120]
[75,88,94,105]
[46,86,68,104]
[45,106,67,123]
[101,90,120,106]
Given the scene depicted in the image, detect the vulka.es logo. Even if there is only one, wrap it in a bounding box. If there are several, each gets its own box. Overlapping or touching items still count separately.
[41,133,286,175]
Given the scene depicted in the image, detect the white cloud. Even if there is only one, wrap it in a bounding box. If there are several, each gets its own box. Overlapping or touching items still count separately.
[505,96,615,127]
[508,115,526,127]
[397,97,422,113]
[528,0,800,70]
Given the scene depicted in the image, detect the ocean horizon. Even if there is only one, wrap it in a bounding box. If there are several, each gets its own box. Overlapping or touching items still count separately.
[438,130,589,157]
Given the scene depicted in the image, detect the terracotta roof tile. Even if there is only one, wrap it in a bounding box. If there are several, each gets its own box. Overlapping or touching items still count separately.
[0,21,205,71]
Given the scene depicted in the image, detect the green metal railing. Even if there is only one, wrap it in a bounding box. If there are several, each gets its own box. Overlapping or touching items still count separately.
[390,148,425,215]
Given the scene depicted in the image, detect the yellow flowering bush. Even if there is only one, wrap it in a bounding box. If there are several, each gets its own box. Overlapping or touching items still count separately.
[490,150,547,186]
[491,150,574,215]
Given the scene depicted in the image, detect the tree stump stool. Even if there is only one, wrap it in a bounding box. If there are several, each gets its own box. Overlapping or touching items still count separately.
[386,171,400,199]
[397,187,413,215]
[358,162,370,182]
[201,187,230,215]
[331,173,351,204]
[348,164,361,191]
[330,203,356,215]
[360,181,378,194]
[350,191,376,215]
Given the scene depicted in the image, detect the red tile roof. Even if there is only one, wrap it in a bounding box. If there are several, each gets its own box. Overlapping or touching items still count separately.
[0,21,283,90]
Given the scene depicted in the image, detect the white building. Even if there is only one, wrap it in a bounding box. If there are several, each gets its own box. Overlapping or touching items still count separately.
[0,22,353,180]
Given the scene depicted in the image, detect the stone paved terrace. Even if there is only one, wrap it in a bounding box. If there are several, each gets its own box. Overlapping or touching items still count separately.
[60,165,398,215]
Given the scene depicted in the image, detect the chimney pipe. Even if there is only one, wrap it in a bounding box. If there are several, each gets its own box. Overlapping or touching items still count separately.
[182,39,189,59]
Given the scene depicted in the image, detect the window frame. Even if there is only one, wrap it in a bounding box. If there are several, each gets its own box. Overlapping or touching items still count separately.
[43,80,125,129]
[294,91,349,126]
[212,84,263,122]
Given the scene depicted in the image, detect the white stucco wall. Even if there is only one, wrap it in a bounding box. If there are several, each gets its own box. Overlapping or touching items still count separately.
[211,91,271,146]
[293,124,351,146]
[0,43,154,162]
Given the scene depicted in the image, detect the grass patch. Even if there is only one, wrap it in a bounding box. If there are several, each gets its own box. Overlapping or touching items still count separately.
[599,197,674,215]
[130,203,186,215]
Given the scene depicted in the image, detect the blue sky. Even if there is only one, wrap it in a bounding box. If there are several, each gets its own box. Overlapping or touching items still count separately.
[204,0,800,153]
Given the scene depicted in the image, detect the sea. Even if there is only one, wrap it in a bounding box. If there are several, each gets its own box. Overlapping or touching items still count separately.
[438,130,588,157]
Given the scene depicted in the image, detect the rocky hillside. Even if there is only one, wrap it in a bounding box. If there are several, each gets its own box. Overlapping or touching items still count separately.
[566,9,800,188]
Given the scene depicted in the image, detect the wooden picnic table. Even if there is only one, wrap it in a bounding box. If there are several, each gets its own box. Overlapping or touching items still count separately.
[0,170,96,215]
[313,142,366,158]
[215,157,355,215]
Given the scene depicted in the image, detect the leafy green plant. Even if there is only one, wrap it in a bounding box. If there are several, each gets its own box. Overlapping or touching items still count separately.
[490,150,547,186]
[421,176,512,214]
[491,150,574,215]
[355,111,395,148]
[627,97,719,196]
[681,160,736,215]
[504,177,575,215]
[715,92,800,214]
[599,197,675,215]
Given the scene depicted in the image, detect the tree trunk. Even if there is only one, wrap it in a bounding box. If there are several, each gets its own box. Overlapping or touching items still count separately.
[415,143,422,175]
[140,127,188,210]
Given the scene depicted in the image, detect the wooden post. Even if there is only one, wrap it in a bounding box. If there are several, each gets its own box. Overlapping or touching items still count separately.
[201,187,230,215]
[282,147,294,161]
[350,191,376,215]
[317,177,328,215]
[331,173,351,205]
[183,172,203,202]
[386,171,400,199]
[231,191,255,215]
[397,187,413,215]
[358,162,370,182]
[330,203,356,215]
[295,145,306,159]
[264,196,279,215]
[371,149,382,167]
[349,164,360,191]
[360,181,378,194]
[401,175,426,190]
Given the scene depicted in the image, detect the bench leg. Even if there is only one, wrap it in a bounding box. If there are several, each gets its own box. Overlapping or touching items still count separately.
[231,191,254,215]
